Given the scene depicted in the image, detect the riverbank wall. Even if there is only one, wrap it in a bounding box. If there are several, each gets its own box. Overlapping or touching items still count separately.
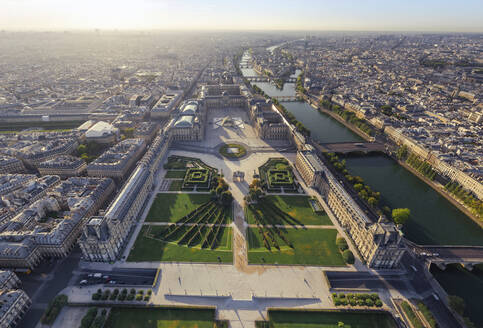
[300,93,374,142]
[318,106,373,142]
[394,156,483,228]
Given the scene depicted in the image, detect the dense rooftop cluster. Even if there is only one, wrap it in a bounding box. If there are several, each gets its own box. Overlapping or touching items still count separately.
[283,35,481,181]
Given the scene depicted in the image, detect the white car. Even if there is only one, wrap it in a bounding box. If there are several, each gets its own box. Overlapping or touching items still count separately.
[80,280,88,285]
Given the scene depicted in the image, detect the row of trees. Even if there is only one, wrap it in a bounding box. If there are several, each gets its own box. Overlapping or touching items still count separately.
[325,153,381,208]
[250,75,311,138]
[233,51,243,76]
[40,294,68,325]
[406,153,437,180]
[325,152,411,225]
[319,99,374,137]
[295,72,307,95]
[92,288,151,302]
[245,179,264,204]
[398,146,482,219]
[401,301,425,328]
[210,177,233,207]
[397,145,437,180]
[160,201,227,249]
[333,108,374,137]
[336,237,354,264]
[332,292,383,307]
[79,308,107,328]
[396,145,409,160]
[271,98,311,137]
[448,295,477,328]
[416,302,438,328]
[445,181,483,218]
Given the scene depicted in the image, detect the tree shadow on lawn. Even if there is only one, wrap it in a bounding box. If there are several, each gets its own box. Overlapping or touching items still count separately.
[151,193,210,222]
[131,226,232,262]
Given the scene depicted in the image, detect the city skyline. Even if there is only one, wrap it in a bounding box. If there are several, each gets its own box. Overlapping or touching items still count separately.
[1,0,483,32]
[0,3,482,326]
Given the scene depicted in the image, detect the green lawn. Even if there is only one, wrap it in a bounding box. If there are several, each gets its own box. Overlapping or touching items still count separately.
[127,226,233,263]
[247,227,344,266]
[145,193,211,222]
[105,307,215,328]
[164,170,187,179]
[266,310,397,328]
[247,195,332,226]
[247,228,345,266]
[168,180,184,191]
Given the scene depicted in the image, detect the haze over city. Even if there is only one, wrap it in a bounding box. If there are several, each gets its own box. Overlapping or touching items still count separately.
[1,0,483,32]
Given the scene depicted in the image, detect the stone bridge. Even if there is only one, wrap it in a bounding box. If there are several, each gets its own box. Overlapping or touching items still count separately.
[273,96,299,102]
[409,243,483,271]
[244,76,297,84]
[244,76,270,82]
[315,141,386,154]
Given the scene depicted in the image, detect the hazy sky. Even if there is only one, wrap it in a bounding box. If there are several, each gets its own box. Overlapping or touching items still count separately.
[1,0,482,32]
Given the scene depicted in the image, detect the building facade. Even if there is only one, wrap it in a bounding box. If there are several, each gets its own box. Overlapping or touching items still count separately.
[0,289,31,328]
[295,149,405,269]
[79,130,171,262]
[37,155,87,178]
[0,156,25,174]
[169,100,205,142]
[250,100,290,140]
[0,270,31,328]
[0,177,114,269]
[200,84,248,110]
[87,138,146,179]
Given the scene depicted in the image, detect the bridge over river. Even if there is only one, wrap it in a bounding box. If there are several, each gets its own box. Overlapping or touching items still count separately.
[273,96,299,102]
[408,242,483,271]
[244,76,297,83]
[314,141,386,154]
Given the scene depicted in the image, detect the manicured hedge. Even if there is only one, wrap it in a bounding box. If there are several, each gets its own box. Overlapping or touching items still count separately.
[417,302,438,328]
[79,307,97,328]
[332,293,382,308]
[41,294,68,325]
[401,301,424,328]
[343,249,355,264]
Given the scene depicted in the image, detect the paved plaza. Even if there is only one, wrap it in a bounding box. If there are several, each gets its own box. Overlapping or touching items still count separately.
[183,107,292,150]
